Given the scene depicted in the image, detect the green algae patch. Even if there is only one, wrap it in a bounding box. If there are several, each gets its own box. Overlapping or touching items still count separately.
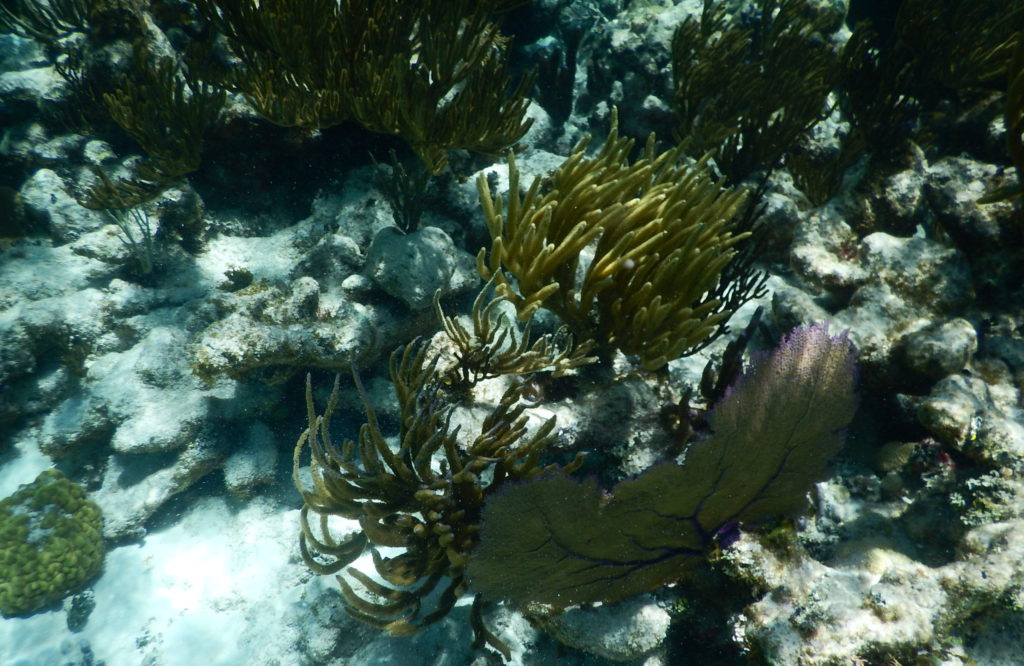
[0,469,105,618]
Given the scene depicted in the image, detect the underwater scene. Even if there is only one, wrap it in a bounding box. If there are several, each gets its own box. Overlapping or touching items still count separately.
[1,0,1024,664]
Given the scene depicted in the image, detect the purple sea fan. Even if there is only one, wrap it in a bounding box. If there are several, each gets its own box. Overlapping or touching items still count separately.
[728,322,858,409]
[692,321,858,534]
[467,322,858,608]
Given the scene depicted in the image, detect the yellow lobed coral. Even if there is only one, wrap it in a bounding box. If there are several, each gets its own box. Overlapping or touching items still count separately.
[0,469,105,618]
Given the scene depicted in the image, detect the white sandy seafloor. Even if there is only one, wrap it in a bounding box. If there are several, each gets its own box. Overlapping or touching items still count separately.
[4,0,1024,665]
[0,437,544,666]
[0,476,307,666]
[0,442,598,666]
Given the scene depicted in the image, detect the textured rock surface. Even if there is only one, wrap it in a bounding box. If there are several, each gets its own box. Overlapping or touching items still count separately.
[777,230,974,383]
[728,518,1024,664]
[222,423,279,498]
[543,597,672,662]
[902,318,978,381]
[20,168,106,243]
[364,225,478,311]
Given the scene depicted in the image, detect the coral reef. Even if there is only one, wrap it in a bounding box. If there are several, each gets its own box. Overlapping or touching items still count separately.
[3,0,1024,663]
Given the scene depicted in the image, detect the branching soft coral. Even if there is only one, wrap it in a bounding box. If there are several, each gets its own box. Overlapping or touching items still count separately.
[477,110,764,370]
[293,338,582,652]
[194,0,532,172]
